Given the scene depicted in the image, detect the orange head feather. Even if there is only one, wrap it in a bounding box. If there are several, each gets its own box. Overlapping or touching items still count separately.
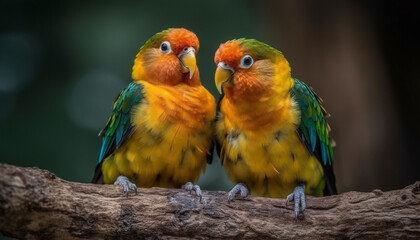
[214,40,243,68]
[132,28,200,86]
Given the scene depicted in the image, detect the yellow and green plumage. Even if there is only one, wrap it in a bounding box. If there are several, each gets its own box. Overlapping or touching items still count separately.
[92,28,215,190]
[214,39,336,201]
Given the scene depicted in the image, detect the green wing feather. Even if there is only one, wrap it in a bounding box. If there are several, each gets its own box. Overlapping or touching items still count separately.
[92,82,143,183]
[290,78,337,194]
[98,82,144,163]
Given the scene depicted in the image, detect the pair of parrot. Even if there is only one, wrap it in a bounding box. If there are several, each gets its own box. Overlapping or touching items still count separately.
[91,28,336,217]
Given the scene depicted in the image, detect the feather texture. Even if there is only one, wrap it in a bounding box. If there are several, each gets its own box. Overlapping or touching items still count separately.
[98,82,143,163]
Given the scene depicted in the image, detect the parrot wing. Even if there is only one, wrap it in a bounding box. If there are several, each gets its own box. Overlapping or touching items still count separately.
[91,82,144,183]
[290,78,337,195]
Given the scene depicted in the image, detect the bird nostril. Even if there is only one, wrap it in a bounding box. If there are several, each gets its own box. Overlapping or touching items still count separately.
[184,47,188,51]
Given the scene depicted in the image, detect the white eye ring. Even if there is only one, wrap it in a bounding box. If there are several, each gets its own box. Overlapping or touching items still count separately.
[160,41,171,54]
[239,55,254,69]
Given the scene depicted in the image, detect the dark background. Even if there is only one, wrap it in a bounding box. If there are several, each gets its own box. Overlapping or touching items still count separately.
[1,2,419,236]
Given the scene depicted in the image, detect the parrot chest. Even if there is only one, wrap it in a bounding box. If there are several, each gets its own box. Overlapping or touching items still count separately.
[102,83,215,188]
[219,108,325,198]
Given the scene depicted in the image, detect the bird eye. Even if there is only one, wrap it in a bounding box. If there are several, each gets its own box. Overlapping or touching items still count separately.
[160,41,171,54]
[239,55,254,69]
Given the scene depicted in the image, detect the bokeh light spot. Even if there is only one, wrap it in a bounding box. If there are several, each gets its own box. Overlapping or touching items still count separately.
[0,32,41,92]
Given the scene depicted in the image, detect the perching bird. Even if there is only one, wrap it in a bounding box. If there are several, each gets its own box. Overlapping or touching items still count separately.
[214,38,336,217]
[92,28,216,198]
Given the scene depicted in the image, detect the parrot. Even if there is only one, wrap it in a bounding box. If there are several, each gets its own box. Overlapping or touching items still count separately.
[213,38,337,217]
[91,28,216,198]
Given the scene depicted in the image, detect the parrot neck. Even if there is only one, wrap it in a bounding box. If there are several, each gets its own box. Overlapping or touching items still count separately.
[139,81,216,133]
[221,92,298,133]
[182,68,201,87]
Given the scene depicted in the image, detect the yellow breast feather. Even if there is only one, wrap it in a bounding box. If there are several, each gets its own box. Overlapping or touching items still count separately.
[102,81,215,188]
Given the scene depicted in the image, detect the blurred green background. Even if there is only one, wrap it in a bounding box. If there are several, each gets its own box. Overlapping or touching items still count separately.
[1,1,419,236]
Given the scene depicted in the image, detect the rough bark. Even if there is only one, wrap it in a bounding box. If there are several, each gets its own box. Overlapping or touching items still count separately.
[0,163,419,240]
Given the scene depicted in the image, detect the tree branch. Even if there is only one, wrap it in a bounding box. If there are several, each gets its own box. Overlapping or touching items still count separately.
[0,163,419,239]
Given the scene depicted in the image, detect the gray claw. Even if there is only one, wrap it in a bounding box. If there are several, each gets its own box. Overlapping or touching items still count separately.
[182,182,202,200]
[114,175,137,197]
[286,184,306,218]
[228,183,249,201]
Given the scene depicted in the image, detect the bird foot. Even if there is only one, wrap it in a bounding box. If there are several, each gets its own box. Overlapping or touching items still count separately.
[182,182,202,201]
[114,175,137,197]
[286,184,306,218]
[228,183,249,201]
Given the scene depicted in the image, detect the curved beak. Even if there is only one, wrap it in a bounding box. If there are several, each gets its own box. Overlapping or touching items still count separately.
[215,62,234,94]
[178,47,196,79]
